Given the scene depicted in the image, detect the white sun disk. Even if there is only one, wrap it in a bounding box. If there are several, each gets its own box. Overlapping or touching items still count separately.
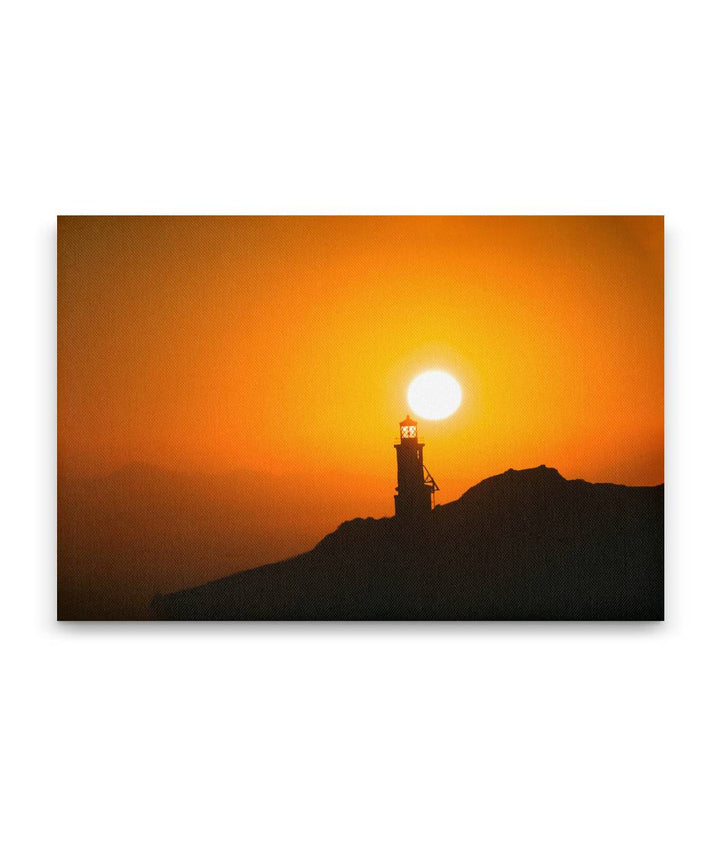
[407,371,462,420]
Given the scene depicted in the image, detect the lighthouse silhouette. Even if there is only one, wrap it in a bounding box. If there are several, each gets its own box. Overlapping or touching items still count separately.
[394,415,439,518]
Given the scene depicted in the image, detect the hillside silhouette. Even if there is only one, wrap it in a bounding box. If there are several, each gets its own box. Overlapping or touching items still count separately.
[154,466,663,620]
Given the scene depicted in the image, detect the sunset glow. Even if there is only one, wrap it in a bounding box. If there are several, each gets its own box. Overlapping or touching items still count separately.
[58,217,663,501]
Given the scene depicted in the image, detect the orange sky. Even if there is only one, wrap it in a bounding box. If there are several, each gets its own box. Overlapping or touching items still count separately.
[58,216,663,519]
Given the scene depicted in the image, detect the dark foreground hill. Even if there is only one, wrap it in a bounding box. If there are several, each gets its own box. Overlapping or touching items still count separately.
[154,466,664,621]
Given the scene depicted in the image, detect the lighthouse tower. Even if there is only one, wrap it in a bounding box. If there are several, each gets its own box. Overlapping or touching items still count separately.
[394,415,439,518]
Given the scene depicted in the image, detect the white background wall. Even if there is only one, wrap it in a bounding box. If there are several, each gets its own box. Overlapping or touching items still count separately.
[2,2,718,854]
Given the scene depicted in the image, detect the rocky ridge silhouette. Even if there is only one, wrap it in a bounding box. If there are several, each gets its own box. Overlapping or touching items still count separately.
[154,465,663,620]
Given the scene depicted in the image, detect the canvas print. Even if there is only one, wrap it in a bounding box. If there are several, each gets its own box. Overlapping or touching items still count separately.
[57,216,664,620]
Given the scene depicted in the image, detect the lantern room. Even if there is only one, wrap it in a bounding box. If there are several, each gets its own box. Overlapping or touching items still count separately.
[399,414,418,441]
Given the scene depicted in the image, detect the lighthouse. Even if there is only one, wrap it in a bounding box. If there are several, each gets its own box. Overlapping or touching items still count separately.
[394,415,439,518]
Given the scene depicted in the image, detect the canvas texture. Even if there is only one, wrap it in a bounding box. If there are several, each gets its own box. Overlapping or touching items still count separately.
[57,215,664,620]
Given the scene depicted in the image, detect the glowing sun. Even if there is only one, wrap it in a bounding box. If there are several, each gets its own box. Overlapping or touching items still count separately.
[407,371,462,420]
